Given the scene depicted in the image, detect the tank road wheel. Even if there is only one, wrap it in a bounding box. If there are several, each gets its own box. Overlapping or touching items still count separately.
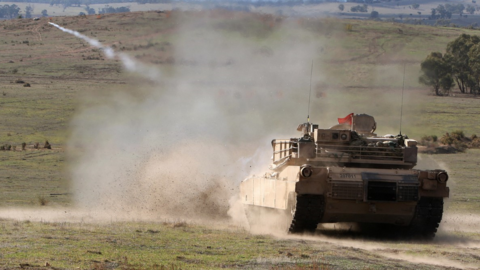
[288,194,325,234]
[406,197,444,240]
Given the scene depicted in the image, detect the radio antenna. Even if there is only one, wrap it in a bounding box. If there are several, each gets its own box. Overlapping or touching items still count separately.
[307,60,313,123]
[399,63,406,135]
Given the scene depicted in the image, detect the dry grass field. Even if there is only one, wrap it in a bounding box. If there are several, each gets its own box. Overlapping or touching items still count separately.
[0,9,480,269]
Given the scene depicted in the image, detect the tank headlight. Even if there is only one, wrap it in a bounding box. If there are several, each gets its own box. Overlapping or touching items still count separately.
[341,134,348,140]
[300,166,313,178]
[437,172,449,183]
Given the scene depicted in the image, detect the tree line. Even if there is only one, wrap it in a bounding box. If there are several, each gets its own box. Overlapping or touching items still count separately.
[0,4,36,19]
[0,4,21,19]
[0,3,130,18]
[420,34,480,96]
[429,3,476,19]
[0,0,327,4]
[75,4,131,15]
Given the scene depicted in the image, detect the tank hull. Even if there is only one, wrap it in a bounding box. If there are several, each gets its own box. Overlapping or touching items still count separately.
[240,166,448,238]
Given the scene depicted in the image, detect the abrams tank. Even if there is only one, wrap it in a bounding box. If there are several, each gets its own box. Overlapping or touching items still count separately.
[240,113,449,239]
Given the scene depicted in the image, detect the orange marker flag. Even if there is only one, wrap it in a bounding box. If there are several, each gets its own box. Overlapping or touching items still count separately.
[338,113,354,125]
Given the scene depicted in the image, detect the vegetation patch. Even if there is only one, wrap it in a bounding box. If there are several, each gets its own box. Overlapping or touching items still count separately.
[420,34,480,96]
[419,130,480,153]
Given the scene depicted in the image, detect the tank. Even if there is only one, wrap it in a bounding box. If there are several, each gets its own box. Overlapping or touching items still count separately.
[240,113,449,239]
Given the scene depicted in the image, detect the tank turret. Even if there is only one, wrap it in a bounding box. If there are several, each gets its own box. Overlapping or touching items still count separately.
[272,114,417,171]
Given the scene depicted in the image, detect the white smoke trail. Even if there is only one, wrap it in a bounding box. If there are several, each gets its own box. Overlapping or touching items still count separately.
[48,22,114,58]
[48,22,159,81]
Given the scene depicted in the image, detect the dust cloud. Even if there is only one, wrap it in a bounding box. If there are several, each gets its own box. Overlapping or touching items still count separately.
[63,14,416,225]
[67,15,329,223]
[65,14,420,223]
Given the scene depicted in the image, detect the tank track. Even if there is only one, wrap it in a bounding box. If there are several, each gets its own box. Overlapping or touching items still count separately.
[288,194,325,233]
[406,197,444,239]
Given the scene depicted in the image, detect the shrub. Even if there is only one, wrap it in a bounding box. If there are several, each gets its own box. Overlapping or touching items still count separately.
[453,141,468,152]
[370,11,379,19]
[420,134,438,145]
[38,196,49,206]
[440,133,455,145]
[471,137,480,147]
[351,5,368,12]
[451,130,465,140]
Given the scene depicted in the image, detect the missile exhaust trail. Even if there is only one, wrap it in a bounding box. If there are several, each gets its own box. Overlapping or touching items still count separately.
[48,22,160,81]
